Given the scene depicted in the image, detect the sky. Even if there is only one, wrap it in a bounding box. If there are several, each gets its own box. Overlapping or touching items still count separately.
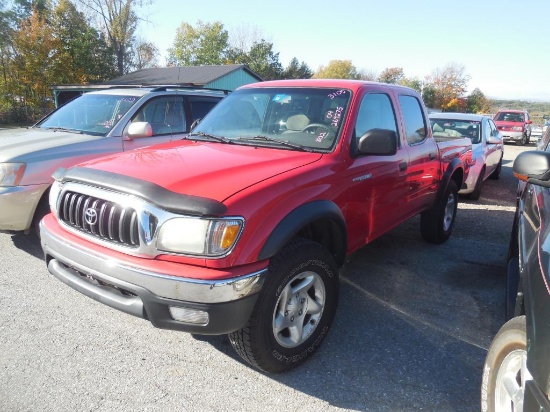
[136,0,550,101]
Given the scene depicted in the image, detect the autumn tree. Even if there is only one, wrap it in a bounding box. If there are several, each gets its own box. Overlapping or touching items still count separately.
[313,60,360,79]
[11,8,62,109]
[424,62,470,111]
[168,20,229,66]
[133,37,158,70]
[378,67,405,84]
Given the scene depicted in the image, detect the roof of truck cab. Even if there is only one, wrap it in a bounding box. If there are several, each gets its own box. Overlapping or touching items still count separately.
[238,79,418,94]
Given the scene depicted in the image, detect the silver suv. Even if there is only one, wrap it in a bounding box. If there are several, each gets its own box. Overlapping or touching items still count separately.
[0,86,226,235]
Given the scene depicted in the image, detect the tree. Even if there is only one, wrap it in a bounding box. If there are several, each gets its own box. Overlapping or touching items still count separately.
[467,88,491,114]
[168,20,229,66]
[52,0,115,84]
[133,37,158,70]
[313,60,359,79]
[425,62,470,110]
[282,57,312,79]
[378,67,405,84]
[399,77,422,93]
[11,8,62,109]
[77,0,146,76]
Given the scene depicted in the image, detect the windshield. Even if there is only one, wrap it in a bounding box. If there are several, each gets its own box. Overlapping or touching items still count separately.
[192,87,351,151]
[430,119,481,144]
[38,93,139,135]
[495,112,524,122]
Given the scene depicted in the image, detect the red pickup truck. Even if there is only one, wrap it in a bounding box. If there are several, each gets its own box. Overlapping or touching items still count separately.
[41,79,471,373]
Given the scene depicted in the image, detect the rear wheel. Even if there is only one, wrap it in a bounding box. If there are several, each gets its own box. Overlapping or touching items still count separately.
[421,180,458,244]
[467,169,484,200]
[228,238,339,373]
[481,316,529,412]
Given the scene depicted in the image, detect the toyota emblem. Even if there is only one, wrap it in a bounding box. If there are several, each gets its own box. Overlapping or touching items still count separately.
[84,208,98,225]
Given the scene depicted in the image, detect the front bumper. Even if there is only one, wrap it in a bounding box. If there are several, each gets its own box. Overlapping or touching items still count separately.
[0,184,48,232]
[40,215,267,335]
[500,130,524,141]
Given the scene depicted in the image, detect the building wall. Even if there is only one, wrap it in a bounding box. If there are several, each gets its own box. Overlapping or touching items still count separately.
[206,71,260,91]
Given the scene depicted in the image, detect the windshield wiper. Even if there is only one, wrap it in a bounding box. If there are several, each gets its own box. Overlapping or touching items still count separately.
[44,127,83,134]
[238,135,313,151]
[187,131,232,144]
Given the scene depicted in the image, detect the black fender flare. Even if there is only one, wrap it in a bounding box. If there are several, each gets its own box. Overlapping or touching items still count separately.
[436,157,464,203]
[258,200,347,267]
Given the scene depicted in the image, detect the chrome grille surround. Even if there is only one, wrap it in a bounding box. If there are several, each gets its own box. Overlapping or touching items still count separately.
[53,182,229,259]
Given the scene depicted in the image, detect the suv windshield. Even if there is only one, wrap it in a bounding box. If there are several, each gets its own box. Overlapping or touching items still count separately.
[39,93,139,135]
[495,112,524,122]
[192,87,351,151]
[430,119,481,144]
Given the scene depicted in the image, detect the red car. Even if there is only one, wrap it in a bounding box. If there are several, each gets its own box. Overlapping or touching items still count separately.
[493,109,532,146]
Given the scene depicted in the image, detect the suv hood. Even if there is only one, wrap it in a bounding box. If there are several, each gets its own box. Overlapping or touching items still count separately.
[0,127,99,162]
[78,140,323,202]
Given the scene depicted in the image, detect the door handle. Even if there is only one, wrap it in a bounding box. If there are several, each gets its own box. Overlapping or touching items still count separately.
[399,162,408,171]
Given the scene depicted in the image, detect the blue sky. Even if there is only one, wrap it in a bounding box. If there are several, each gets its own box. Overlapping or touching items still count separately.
[137,0,550,101]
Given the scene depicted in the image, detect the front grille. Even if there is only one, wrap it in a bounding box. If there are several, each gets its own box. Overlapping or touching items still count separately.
[58,191,140,246]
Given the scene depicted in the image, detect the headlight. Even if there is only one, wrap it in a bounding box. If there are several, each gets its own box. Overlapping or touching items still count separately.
[157,217,244,256]
[0,163,26,186]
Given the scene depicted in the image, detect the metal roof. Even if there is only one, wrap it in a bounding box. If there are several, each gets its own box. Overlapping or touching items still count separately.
[104,64,263,86]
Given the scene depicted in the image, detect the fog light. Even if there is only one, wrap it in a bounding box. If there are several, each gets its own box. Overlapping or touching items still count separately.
[169,306,209,325]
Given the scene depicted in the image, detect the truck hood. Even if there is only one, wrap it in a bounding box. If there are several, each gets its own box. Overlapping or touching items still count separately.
[0,127,99,162]
[78,140,323,202]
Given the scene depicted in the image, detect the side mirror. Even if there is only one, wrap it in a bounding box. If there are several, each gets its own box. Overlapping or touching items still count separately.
[527,120,533,124]
[513,151,550,187]
[487,135,502,145]
[127,121,153,139]
[356,128,398,156]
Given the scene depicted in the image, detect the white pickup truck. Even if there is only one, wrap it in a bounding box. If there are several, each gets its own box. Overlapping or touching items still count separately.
[0,86,225,235]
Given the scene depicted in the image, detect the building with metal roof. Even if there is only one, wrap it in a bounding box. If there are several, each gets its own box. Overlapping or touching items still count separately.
[52,64,263,107]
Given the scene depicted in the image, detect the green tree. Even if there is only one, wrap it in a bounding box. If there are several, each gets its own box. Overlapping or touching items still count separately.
[378,67,404,84]
[399,77,422,93]
[53,0,115,84]
[282,57,312,79]
[313,60,359,79]
[466,88,491,114]
[168,20,229,66]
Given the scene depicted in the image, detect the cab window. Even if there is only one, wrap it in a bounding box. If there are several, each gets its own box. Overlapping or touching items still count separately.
[399,95,427,145]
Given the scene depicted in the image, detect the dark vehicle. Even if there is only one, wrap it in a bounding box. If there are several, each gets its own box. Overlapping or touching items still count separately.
[481,136,550,411]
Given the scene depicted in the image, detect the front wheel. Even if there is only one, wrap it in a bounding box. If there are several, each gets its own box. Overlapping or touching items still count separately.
[481,316,529,412]
[228,238,339,373]
[516,135,527,146]
[420,180,458,244]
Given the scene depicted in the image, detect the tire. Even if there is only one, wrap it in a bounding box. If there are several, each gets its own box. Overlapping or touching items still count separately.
[228,238,339,373]
[516,135,527,146]
[467,169,484,200]
[420,180,458,244]
[489,157,502,180]
[481,316,529,412]
[32,193,51,238]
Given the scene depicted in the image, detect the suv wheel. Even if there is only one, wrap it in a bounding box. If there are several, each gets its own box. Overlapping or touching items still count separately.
[228,238,339,373]
[516,134,527,146]
[481,316,529,412]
